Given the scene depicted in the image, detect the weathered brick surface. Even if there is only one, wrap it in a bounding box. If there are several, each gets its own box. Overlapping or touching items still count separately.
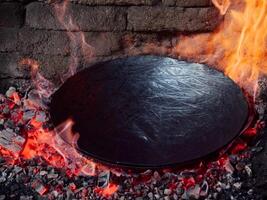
[27,2,220,32]
[127,7,220,32]
[0,78,30,94]
[85,32,123,56]
[2,28,122,57]
[26,2,126,31]
[70,0,159,5]
[18,29,70,56]
[19,30,123,56]
[121,32,178,57]
[0,28,70,55]
[40,0,212,7]
[0,3,24,28]
[0,0,29,2]
[30,54,70,85]
[0,27,177,56]
[122,32,178,49]
[162,0,212,7]
[0,29,18,52]
[0,0,222,91]
[0,53,70,85]
[0,53,27,79]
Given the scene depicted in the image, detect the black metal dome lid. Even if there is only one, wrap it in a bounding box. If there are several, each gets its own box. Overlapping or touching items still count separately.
[49,56,249,168]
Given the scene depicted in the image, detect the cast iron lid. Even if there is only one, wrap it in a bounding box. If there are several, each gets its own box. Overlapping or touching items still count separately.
[50,56,248,168]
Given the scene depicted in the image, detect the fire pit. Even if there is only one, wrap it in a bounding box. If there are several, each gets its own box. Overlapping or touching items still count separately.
[50,56,249,168]
[1,0,267,199]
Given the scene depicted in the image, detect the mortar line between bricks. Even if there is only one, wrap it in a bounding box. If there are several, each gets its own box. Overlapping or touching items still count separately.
[1,26,182,35]
[59,5,214,8]
[20,27,213,34]
[21,27,128,33]
[125,6,129,31]
[0,52,71,57]
[30,2,214,8]
[0,77,31,80]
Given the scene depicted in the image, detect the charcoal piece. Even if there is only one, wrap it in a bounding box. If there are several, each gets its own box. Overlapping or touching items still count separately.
[50,56,249,168]
[97,171,110,188]
[0,128,25,155]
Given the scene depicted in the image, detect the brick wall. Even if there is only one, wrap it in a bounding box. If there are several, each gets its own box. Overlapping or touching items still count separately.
[0,0,221,92]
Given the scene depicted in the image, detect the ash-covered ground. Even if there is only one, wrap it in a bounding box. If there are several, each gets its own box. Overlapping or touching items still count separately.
[0,82,266,200]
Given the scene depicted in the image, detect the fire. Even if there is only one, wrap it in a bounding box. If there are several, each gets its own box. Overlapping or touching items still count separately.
[3,77,118,195]
[212,0,231,15]
[176,0,267,96]
[0,0,265,198]
[12,58,101,177]
[95,183,119,197]
[13,0,117,195]
[21,117,97,176]
[20,58,55,101]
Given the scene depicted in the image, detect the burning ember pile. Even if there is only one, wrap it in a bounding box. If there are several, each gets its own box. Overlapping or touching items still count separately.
[0,84,263,199]
[0,0,267,199]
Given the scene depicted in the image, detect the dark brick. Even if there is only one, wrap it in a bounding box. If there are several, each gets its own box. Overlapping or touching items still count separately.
[0,78,31,94]
[30,54,70,85]
[0,53,27,79]
[121,32,178,57]
[0,28,18,52]
[26,2,126,31]
[0,53,70,86]
[1,53,107,95]
[17,28,70,56]
[0,52,73,85]
[16,28,123,57]
[1,0,30,2]
[127,6,221,32]
[162,0,212,7]
[161,0,176,6]
[122,32,177,48]
[0,3,24,28]
[85,32,123,56]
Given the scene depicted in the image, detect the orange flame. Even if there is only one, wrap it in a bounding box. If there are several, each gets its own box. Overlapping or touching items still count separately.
[20,59,55,100]
[21,118,97,176]
[212,0,231,15]
[176,0,267,97]
[17,2,98,175]
[95,183,119,197]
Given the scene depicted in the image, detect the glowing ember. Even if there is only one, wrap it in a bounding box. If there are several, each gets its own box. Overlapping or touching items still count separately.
[0,86,118,197]
[20,59,55,100]
[95,183,119,197]
[0,83,261,198]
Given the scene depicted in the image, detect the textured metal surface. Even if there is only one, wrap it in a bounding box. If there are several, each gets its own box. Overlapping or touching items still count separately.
[50,56,248,167]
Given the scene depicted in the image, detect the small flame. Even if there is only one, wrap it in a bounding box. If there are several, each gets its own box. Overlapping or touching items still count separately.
[20,59,55,100]
[212,0,231,15]
[21,118,97,176]
[2,0,262,198]
[17,1,96,174]
[55,118,79,147]
[176,0,267,97]
[53,0,94,81]
[95,183,119,197]
[0,82,260,198]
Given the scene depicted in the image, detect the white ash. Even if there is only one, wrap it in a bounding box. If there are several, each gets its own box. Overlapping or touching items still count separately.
[0,129,25,155]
